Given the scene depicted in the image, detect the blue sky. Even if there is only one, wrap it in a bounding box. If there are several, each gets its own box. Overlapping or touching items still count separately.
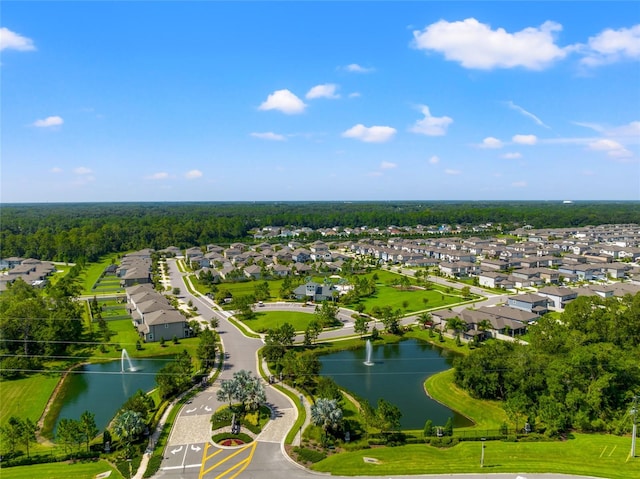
[1,1,639,202]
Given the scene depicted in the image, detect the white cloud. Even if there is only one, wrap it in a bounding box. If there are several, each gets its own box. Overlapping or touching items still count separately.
[429,155,440,164]
[512,181,528,188]
[512,134,538,145]
[380,161,397,169]
[250,132,286,141]
[185,169,203,179]
[147,172,169,180]
[344,63,375,73]
[342,124,397,143]
[258,89,306,114]
[506,101,550,128]
[50,167,63,174]
[73,167,92,175]
[412,18,568,70]
[348,92,361,98]
[479,137,504,149]
[581,24,640,66]
[445,169,461,175]
[306,83,340,99]
[368,171,383,177]
[0,27,36,51]
[409,105,453,136]
[501,152,523,159]
[574,120,640,139]
[33,116,64,128]
[587,139,632,158]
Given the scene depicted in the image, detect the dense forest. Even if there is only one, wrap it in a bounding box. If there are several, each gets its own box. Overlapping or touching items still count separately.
[0,201,638,263]
[454,295,640,435]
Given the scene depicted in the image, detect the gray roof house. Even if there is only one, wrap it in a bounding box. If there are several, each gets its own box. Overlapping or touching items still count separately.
[293,282,337,302]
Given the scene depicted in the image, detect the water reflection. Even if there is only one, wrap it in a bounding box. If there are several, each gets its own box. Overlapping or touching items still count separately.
[319,339,471,429]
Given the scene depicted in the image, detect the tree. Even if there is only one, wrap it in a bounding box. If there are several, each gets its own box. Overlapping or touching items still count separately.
[156,349,193,399]
[112,409,145,457]
[446,316,466,339]
[79,410,98,452]
[57,418,82,454]
[376,398,402,435]
[216,379,237,408]
[315,300,339,327]
[423,419,434,438]
[354,315,370,338]
[304,319,322,345]
[254,281,270,301]
[282,351,320,389]
[381,306,402,335]
[122,391,155,419]
[197,328,217,369]
[443,417,454,436]
[460,286,471,299]
[217,370,265,413]
[417,312,433,330]
[310,398,343,444]
[172,287,181,295]
[234,294,256,320]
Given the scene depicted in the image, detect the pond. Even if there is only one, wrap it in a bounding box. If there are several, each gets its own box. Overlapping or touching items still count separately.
[53,355,172,435]
[319,338,473,429]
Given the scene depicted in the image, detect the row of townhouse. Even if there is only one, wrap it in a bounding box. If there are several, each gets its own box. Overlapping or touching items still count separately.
[126,283,191,342]
[117,249,154,287]
[0,257,57,291]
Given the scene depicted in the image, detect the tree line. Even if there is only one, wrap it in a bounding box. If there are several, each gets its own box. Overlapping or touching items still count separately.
[2,201,638,263]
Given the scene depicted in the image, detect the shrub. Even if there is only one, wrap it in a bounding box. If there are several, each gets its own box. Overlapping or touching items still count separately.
[211,432,253,444]
[430,437,459,448]
[293,447,327,463]
[143,454,163,478]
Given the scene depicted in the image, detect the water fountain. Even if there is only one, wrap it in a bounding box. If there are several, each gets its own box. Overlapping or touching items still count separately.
[121,348,136,373]
[363,339,374,366]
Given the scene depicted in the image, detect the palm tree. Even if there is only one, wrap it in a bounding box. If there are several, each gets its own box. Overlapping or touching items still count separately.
[477,319,492,340]
[216,379,237,409]
[112,410,145,457]
[310,398,343,445]
[446,316,466,338]
[417,312,433,330]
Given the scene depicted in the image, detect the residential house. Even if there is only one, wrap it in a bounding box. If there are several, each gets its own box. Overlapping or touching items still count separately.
[507,294,550,316]
[537,286,578,310]
[293,282,337,302]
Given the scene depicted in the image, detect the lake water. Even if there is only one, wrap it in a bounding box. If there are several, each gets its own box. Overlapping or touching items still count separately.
[319,339,473,429]
[53,357,171,434]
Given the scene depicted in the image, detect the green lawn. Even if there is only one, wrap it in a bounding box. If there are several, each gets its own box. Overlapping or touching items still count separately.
[0,374,60,424]
[79,255,121,295]
[424,368,508,430]
[0,459,124,479]
[241,310,319,333]
[91,318,201,360]
[312,433,639,478]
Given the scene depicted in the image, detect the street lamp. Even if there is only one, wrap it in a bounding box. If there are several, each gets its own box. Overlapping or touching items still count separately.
[481,438,486,468]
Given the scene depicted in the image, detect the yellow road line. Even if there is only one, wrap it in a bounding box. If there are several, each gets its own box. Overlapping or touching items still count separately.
[199,442,211,479]
[227,442,258,479]
[201,443,252,477]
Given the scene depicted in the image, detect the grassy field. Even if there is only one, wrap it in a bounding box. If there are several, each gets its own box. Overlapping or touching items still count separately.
[312,433,639,478]
[345,270,472,314]
[424,368,508,430]
[0,374,60,424]
[0,459,124,479]
[91,318,201,360]
[241,310,319,333]
[79,255,121,295]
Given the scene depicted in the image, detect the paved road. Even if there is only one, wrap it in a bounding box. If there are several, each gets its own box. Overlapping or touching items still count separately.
[151,259,591,479]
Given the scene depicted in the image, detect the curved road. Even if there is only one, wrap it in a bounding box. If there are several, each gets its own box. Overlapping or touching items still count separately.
[153,258,593,479]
